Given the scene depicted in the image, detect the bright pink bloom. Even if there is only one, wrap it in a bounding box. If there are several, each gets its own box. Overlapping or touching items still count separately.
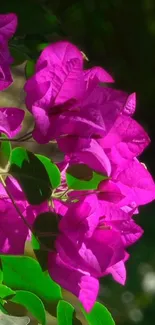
[0,107,25,137]
[24,41,140,144]
[57,99,155,208]
[0,13,17,91]
[48,194,142,312]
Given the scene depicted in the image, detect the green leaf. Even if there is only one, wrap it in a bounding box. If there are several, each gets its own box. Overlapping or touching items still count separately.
[37,43,50,51]
[36,155,61,189]
[81,302,115,325]
[0,284,15,299]
[66,164,107,190]
[0,268,3,284]
[0,255,62,302]
[57,300,74,325]
[32,212,58,271]
[11,290,46,325]
[0,134,11,172]
[31,235,40,251]
[10,148,53,205]
[25,60,35,79]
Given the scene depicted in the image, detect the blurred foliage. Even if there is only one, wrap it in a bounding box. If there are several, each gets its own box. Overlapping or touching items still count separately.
[1,0,155,323]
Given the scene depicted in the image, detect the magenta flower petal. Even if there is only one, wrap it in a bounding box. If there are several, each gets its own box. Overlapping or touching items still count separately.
[58,137,111,176]
[0,64,13,91]
[59,194,100,240]
[80,86,130,135]
[0,35,13,65]
[25,41,85,112]
[33,110,105,144]
[48,252,99,312]
[0,200,28,255]
[98,180,124,203]
[36,41,83,72]
[74,139,111,176]
[101,115,150,165]
[0,177,49,255]
[0,13,17,39]
[123,92,136,116]
[84,66,114,86]
[106,260,127,285]
[0,108,25,137]
[113,159,155,206]
[83,229,125,272]
[120,220,143,246]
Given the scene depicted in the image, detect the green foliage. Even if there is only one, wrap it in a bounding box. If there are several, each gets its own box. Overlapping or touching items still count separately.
[25,60,35,79]
[0,134,11,172]
[36,154,61,189]
[0,255,62,302]
[32,211,58,270]
[0,284,15,299]
[66,163,108,190]
[11,290,46,325]
[10,148,60,205]
[82,302,115,325]
[57,300,74,325]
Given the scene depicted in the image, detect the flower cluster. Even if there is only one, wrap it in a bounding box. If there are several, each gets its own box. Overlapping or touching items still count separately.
[0,17,155,313]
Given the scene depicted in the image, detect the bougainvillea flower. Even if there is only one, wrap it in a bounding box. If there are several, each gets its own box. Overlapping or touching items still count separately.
[0,107,25,137]
[24,41,138,144]
[0,177,48,255]
[0,13,17,91]
[57,99,155,208]
[49,194,142,312]
[48,194,142,311]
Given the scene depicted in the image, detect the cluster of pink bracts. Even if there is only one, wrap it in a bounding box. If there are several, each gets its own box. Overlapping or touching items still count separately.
[0,13,155,312]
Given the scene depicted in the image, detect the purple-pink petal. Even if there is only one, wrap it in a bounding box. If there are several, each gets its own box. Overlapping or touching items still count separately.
[0,64,13,91]
[36,41,83,72]
[0,13,17,39]
[98,180,124,203]
[0,108,25,137]
[106,260,127,285]
[59,194,100,240]
[101,115,150,165]
[113,159,155,206]
[123,92,136,116]
[48,252,99,312]
[84,66,114,86]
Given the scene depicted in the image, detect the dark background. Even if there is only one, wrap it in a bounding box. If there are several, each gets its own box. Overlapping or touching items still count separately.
[1,0,155,323]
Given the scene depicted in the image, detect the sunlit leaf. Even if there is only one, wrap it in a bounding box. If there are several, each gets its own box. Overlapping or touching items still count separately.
[10,148,52,205]
[0,284,15,299]
[0,255,62,302]
[57,300,74,325]
[66,163,107,190]
[81,302,115,325]
[25,60,35,79]
[11,290,46,325]
[0,133,11,172]
[36,154,61,189]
